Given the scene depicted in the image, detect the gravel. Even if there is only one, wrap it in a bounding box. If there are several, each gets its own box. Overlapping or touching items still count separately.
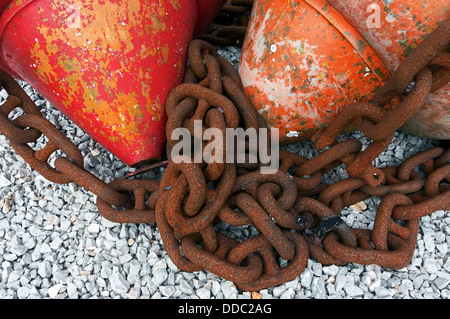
[0,45,448,300]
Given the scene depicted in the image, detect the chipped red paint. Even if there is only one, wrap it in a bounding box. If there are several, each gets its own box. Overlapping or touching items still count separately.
[239,0,449,143]
[0,0,20,79]
[0,0,225,166]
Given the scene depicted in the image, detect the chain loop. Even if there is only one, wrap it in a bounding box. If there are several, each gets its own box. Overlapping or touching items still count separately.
[9,114,84,184]
[0,70,42,143]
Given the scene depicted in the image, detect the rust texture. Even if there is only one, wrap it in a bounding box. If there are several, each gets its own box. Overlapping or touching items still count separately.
[0,1,449,292]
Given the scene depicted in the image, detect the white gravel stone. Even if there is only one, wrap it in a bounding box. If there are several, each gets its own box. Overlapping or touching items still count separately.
[178,278,194,295]
[88,223,100,234]
[323,265,339,276]
[67,283,78,299]
[0,174,11,187]
[17,287,30,299]
[300,268,313,288]
[221,281,238,299]
[311,278,326,299]
[375,287,393,298]
[423,258,439,274]
[343,283,364,298]
[334,274,347,292]
[423,234,435,252]
[434,277,449,290]
[151,259,168,286]
[38,261,52,279]
[160,285,176,298]
[47,284,62,298]
[196,287,211,299]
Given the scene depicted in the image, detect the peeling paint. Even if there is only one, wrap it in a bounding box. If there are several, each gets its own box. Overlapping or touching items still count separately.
[239,0,390,144]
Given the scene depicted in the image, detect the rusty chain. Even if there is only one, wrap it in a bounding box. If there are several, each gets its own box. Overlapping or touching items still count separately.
[0,0,449,291]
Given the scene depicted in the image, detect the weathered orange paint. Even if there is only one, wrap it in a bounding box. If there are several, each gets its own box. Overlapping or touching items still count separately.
[326,0,450,139]
[239,0,391,144]
[239,0,449,143]
[0,0,226,166]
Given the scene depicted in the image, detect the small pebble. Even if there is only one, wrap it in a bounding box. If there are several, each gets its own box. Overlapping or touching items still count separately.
[48,284,62,298]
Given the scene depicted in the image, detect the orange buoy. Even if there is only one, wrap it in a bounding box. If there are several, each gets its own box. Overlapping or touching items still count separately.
[239,0,391,144]
[239,0,449,143]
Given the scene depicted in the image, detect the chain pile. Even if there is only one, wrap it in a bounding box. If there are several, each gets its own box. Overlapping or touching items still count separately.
[0,0,449,291]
